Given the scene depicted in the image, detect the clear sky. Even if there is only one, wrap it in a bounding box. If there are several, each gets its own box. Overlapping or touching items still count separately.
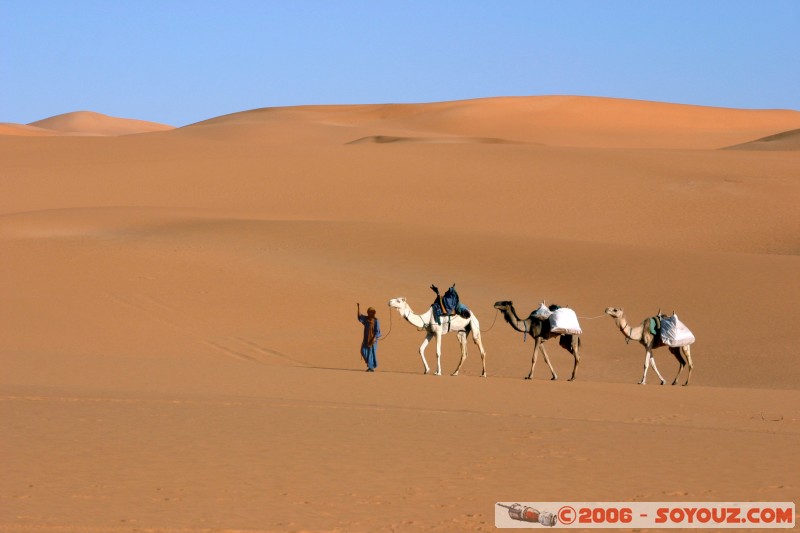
[2,1,798,126]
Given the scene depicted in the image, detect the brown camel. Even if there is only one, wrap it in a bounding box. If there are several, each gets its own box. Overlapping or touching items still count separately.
[493,301,581,381]
[604,307,694,385]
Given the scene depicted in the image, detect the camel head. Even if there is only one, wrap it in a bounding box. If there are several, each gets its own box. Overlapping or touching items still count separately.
[388,297,408,310]
[604,307,624,319]
[495,300,525,324]
[493,300,513,312]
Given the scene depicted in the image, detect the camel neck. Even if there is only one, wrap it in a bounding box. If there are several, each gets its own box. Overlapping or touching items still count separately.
[615,315,637,340]
[400,306,428,329]
[500,308,527,332]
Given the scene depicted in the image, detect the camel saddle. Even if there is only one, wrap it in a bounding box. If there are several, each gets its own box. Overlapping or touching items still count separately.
[431,284,471,324]
[648,315,664,336]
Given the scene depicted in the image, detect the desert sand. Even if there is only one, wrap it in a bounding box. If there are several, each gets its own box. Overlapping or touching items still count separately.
[1,96,799,532]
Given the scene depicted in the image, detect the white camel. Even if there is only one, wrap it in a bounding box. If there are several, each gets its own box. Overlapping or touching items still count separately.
[605,307,695,386]
[388,297,487,376]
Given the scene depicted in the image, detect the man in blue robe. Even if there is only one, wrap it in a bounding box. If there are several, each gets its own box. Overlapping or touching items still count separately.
[357,303,380,371]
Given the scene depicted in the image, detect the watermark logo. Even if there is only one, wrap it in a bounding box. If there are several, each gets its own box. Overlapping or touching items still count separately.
[495,502,795,528]
[497,503,558,527]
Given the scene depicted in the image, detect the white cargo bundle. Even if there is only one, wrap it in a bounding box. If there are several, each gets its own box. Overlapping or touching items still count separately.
[660,314,695,347]
[549,307,582,335]
[531,302,553,320]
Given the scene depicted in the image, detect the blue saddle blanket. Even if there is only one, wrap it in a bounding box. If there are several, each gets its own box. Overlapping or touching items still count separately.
[431,286,470,323]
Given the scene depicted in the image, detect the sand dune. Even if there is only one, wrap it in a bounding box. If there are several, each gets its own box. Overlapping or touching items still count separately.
[25,110,174,136]
[1,96,799,532]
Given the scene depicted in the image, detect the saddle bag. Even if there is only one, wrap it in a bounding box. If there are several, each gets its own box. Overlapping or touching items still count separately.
[531,302,552,320]
[548,307,582,335]
[659,314,695,347]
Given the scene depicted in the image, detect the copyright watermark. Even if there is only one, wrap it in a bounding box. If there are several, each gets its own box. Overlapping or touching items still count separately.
[495,502,795,528]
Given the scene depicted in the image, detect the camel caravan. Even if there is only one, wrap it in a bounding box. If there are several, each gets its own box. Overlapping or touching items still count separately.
[386,285,696,385]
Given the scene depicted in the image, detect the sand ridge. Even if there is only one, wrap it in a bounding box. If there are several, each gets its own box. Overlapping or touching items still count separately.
[725,128,800,151]
[0,123,60,137]
[178,96,800,149]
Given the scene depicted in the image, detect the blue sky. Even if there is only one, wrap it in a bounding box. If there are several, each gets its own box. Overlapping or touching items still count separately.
[2,1,798,126]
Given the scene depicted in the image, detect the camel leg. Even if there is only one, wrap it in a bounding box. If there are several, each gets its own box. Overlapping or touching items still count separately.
[640,342,665,385]
[671,361,685,386]
[526,338,541,379]
[669,347,686,386]
[640,350,652,384]
[540,343,558,381]
[419,334,433,374]
[566,336,580,381]
[474,335,487,378]
[682,345,694,386]
[451,332,468,376]
[649,352,666,385]
[434,332,443,376]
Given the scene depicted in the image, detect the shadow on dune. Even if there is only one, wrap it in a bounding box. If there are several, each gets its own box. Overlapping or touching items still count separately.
[722,128,800,151]
[346,134,522,145]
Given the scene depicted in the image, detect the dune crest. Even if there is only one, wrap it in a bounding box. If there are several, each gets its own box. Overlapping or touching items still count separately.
[27,110,174,136]
[180,96,800,149]
[0,122,60,136]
